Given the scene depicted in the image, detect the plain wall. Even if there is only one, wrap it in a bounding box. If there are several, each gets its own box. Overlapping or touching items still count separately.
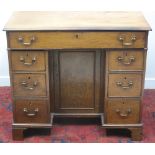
[0,0,155,88]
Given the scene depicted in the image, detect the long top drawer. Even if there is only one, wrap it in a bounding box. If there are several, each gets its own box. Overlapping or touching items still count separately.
[7,31,147,49]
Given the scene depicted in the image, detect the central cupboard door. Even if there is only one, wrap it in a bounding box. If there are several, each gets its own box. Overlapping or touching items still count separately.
[52,50,103,113]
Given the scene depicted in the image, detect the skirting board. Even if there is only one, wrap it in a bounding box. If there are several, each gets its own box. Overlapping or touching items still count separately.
[0,76,155,89]
[0,76,10,86]
[145,78,155,89]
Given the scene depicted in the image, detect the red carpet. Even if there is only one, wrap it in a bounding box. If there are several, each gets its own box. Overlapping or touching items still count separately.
[0,86,155,143]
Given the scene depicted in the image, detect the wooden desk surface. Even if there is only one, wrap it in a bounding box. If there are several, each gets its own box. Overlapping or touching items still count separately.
[4,11,151,31]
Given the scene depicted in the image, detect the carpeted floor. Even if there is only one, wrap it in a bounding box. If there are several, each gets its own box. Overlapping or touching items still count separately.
[0,86,155,143]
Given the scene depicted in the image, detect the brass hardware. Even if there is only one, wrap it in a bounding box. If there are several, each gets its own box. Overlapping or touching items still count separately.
[75,34,79,39]
[23,108,39,117]
[21,80,38,90]
[116,80,133,89]
[118,34,136,46]
[18,36,36,46]
[20,56,36,66]
[116,108,131,117]
[117,56,135,65]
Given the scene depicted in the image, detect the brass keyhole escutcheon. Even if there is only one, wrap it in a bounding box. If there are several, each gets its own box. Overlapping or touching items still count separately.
[75,34,79,39]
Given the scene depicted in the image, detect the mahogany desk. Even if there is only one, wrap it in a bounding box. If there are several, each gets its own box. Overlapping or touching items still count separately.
[4,12,151,140]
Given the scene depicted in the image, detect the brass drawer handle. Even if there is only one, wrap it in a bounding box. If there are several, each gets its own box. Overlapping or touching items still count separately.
[116,80,133,89]
[18,36,36,46]
[118,34,136,46]
[117,56,135,65]
[20,56,36,66]
[21,81,38,90]
[23,108,39,117]
[116,108,131,117]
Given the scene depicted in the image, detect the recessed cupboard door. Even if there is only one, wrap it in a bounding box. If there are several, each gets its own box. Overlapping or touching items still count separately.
[52,50,103,113]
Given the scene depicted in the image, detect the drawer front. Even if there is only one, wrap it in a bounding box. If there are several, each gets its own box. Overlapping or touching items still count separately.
[12,73,47,97]
[14,100,50,123]
[106,99,140,124]
[108,73,142,97]
[8,31,146,49]
[108,51,144,71]
[11,51,46,71]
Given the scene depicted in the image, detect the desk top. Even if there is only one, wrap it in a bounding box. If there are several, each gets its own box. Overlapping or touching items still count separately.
[4,11,151,31]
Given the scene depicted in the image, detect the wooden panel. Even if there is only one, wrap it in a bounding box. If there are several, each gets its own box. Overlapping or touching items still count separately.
[59,51,95,109]
[12,73,47,97]
[3,12,151,31]
[108,50,144,71]
[108,73,142,97]
[11,51,46,71]
[14,100,50,123]
[8,31,146,49]
[53,50,101,113]
[106,99,140,124]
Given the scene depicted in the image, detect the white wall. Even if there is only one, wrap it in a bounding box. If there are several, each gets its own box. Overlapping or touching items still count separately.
[0,0,155,88]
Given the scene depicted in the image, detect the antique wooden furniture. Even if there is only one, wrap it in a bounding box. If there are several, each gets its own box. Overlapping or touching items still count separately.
[4,11,151,141]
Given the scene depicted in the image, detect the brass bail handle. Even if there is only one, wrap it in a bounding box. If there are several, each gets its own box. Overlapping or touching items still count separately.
[21,80,38,90]
[117,56,135,65]
[18,36,36,46]
[20,56,36,66]
[116,108,132,117]
[23,108,39,117]
[116,80,133,89]
[118,34,136,46]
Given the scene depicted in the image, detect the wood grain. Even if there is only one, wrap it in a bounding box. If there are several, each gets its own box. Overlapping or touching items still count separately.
[11,51,46,71]
[53,50,101,113]
[108,73,142,97]
[8,31,146,49]
[105,99,140,124]
[14,100,50,123]
[12,73,47,97]
[4,11,151,31]
[108,50,144,71]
